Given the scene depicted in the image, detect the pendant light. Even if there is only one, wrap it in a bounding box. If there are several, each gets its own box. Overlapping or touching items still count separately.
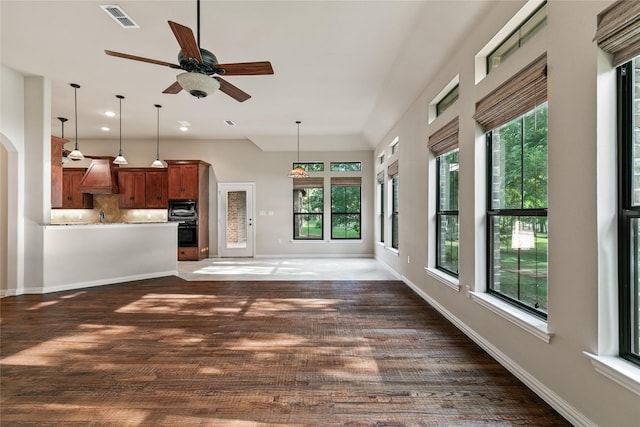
[113,95,128,165]
[151,104,164,168]
[68,83,84,161]
[57,117,70,164]
[288,120,309,178]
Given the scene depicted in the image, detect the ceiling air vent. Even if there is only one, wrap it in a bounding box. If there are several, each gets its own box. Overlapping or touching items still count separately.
[100,5,139,28]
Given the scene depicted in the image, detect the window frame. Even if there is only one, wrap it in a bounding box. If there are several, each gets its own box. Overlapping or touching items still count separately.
[329,162,362,172]
[379,178,385,243]
[293,162,324,172]
[436,85,459,117]
[292,181,324,241]
[391,174,399,250]
[617,60,640,366]
[435,149,459,277]
[486,1,547,74]
[330,180,362,240]
[485,104,548,320]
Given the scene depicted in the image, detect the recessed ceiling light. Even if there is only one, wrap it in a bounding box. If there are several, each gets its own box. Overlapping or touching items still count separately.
[180,126,189,132]
[101,127,110,131]
[105,111,116,117]
[225,120,236,126]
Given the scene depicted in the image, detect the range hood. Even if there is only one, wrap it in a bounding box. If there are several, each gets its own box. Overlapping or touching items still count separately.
[78,157,119,194]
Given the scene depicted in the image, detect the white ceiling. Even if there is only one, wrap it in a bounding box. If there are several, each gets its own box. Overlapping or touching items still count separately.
[1,0,493,151]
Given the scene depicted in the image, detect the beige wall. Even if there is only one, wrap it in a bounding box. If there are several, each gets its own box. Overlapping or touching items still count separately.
[0,143,7,293]
[373,1,638,426]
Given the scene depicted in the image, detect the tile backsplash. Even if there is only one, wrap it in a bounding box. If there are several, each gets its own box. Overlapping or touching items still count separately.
[50,194,167,224]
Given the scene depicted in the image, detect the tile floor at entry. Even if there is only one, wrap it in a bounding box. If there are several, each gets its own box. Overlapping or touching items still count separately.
[177,257,397,281]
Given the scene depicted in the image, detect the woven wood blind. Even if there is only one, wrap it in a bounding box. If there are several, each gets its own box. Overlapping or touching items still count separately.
[331,177,362,187]
[387,160,399,177]
[594,0,640,67]
[292,177,324,189]
[428,117,459,156]
[473,53,547,132]
[376,171,385,184]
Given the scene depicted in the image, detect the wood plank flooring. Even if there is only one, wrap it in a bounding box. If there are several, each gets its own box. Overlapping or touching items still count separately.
[1,277,570,426]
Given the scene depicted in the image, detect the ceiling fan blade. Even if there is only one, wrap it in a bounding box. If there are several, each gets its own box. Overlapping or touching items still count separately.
[168,21,202,63]
[215,61,274,75]
[215,77,251,102]
[105,50,180,68]
[163,81,183,94]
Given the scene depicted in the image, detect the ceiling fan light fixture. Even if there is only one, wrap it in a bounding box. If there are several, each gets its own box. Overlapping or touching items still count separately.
[176,72,220,98]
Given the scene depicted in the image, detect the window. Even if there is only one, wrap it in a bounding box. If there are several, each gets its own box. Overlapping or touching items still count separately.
[391,175,399,250]
[436,85,459,117]
[618,58,640,366]
[436,149,459,276]
[388,160,399,250]
[293,162,324,172]
[377,171,385,243]
[331,177,361,239]
[330,162,361,172]
[487,1,547,74]
[486,103,548,318]
[293,177,324,240]
[391,139,399,155]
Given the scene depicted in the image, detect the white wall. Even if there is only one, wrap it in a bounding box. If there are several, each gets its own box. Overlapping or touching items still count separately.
[373,1,638,426]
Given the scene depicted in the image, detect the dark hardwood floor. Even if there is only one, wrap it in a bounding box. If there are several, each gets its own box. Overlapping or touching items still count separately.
[1,276,570,426]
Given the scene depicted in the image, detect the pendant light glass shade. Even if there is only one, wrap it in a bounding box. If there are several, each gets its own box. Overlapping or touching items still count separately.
[176,72,220,98]
[113,94,128,165]
[151,104,165,168]
[68,83,84,161]
[288,120,309,178]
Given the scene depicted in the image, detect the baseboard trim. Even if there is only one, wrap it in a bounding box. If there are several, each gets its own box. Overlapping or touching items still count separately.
[254,253,374,259]
[22,270,178,295]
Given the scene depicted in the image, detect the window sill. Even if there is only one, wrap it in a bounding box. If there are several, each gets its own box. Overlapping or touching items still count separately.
[583,352,640,396]
[470,291,553,343]
[386,247,399,256]
[329,239,363,243]
[291,239,326,243]
[425,267,460,291]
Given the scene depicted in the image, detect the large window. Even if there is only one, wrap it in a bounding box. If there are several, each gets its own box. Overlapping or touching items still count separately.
[331,177,361,239]
[377,171,385,243]
[293,177,324,240]
[436,149,459,276]
[486,103,548,318]
[391,174,399,250]
[618,58,640,365]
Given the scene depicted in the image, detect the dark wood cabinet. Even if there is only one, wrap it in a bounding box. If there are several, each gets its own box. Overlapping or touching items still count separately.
[166,160,210,260]
[117,168,168,209]
[62,168,93,209]
[145,170,168,208]
[118,170,146,209]
[167,163,199,200]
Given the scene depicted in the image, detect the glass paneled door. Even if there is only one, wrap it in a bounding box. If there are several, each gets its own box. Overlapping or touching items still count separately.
[218,183,255,257]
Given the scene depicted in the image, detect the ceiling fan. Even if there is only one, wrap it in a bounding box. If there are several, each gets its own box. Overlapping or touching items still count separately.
[104,0,273,102]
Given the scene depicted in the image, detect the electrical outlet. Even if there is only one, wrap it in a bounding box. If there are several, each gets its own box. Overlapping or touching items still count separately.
[407,256,411,264]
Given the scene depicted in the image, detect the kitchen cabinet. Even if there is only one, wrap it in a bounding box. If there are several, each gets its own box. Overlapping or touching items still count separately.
[166,160,210,260]
[167,163,199,200]
[118,168,168,209]
[51,136,66,208]
[145,170,168,208]
[62,168,93,209]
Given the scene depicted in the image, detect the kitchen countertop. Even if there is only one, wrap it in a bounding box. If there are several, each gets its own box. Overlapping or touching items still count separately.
[45,222,177,228]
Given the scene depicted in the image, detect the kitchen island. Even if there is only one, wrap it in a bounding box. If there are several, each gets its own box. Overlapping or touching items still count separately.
[39,222,178,294]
